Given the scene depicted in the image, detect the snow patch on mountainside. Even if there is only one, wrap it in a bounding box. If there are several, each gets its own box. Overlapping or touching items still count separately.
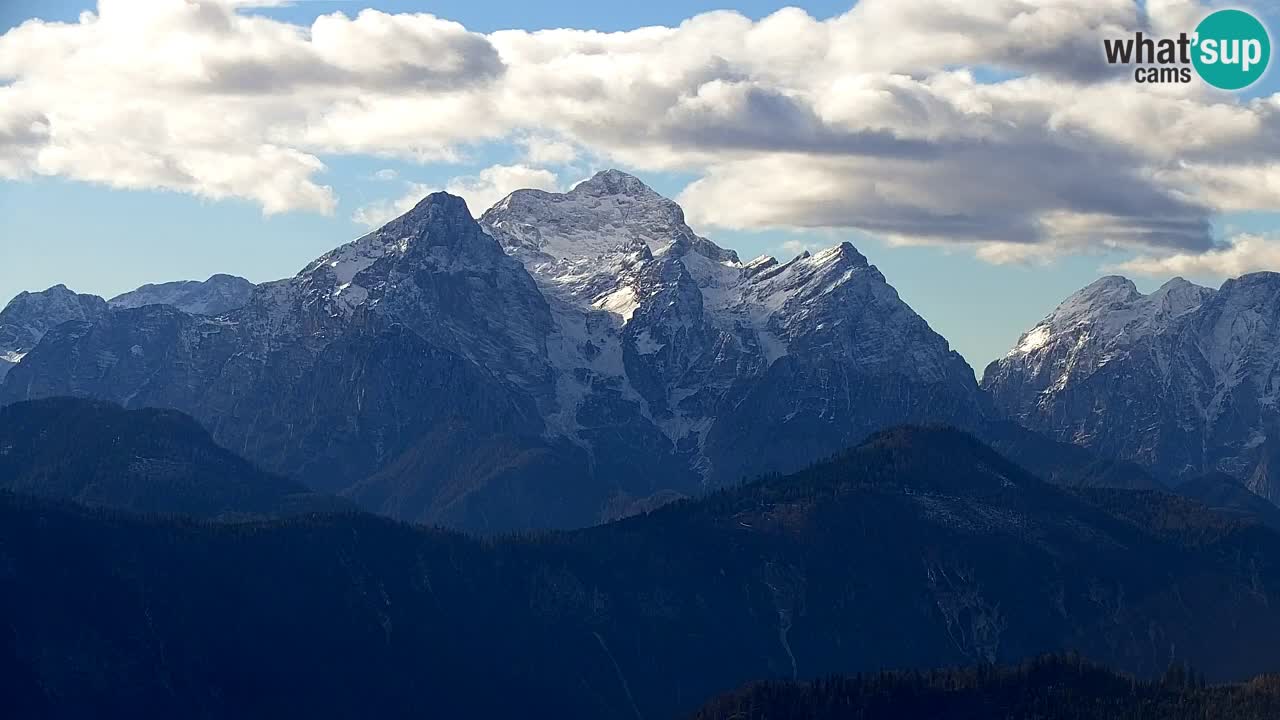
[298,231,410,317]
[1011,326,1050,356]
[593,286,639,323]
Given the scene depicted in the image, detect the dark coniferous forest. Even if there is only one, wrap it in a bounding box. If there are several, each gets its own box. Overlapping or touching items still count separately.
[6,399,1280,718]
[693,655,1280,720]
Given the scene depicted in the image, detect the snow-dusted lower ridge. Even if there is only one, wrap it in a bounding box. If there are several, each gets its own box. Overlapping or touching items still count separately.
[0,276,256,382]
[0,285,106,382]
[1,170,984,531]
[984,273,1280,501]
[109,274,254,316]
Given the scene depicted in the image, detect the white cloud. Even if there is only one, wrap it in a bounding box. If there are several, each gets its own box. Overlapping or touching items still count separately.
[1111,233,1280,277]
[779,239,817,258]
[352,164,560,227]
[519,136,577,165]
[974,242,1062,266]
[352,182,432,228]
[0,0,1277,265]
[0,3,499,213]
[445,164,560,216]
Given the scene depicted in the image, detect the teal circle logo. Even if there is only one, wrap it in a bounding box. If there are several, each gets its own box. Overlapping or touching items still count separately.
[1193,9,1270,90]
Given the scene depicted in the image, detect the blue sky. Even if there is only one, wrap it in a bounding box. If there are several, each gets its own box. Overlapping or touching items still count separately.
[2,1,1278,374]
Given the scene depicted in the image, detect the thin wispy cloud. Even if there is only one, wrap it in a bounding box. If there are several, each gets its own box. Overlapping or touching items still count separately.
[1112,233,1280,278]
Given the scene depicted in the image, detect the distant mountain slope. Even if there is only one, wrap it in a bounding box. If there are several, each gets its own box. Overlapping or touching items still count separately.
[0,284,106,381]
[980,419,1163,491]
[0,398,342,518]
[107,273,254,315]
[0,275,254,382]
[983,273,1280,502]
[4,428,1280,719]
[1176,472,1280,530]
[693,654,1280,720]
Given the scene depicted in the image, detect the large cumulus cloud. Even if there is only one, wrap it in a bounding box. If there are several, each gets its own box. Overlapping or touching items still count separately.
[0,0,1277,266]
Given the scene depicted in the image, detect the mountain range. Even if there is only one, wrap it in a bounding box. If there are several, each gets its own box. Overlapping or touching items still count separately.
[6,169,1280,718]
[0,171,989,531]
[2,170,1278,530]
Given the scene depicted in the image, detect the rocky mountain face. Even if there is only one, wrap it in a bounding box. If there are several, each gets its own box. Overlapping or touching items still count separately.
[0,284,106,381]
[1,194,596,531]
[0,275,254,381]
[0,171,987,531]
[983,273,1280,501]
[108,273,255,315]
[482,170,984,487]
[6,427,1280,718]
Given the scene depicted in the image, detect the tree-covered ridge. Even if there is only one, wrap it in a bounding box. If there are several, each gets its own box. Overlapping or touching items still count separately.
[4,425,1280,718]
[693,654,1280,720]
[0,398,346,518]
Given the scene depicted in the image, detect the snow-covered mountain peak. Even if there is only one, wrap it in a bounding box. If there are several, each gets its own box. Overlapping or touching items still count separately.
[1148,276,1214,318]
[986,269,1280,498]
[484,173,892,334]
[744,254,777,271]
[483,169,738,267]
[1157,276,1195,292]
[296,191,508,316]
[379,191,478,243]
[572,168,663,200]
[738,243,873,301]
[5,284,85,311]
[814,241,870,269]
[1,284,105,326]
[1019,275,1214,355]
[474,172,979,475]
[1219,271,1280,302]
[1050,276,1140,323]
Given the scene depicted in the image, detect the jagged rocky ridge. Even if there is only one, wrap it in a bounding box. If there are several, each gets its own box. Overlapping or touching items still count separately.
[0,171,985,531]
[0,275,254,381]
[984,273,1280,503]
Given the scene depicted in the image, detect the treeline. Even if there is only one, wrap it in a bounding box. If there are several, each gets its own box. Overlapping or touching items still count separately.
[693,653,1280,720]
